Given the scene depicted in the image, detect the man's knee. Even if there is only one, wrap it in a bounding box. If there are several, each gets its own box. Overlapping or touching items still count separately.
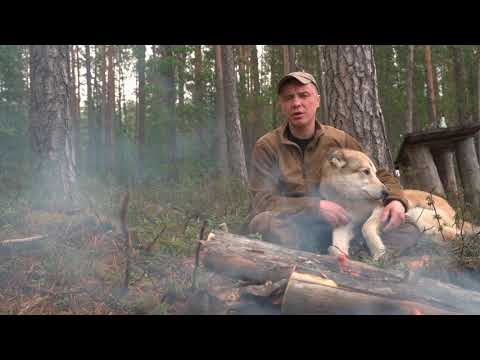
[248,211,331,252]
[248,211,274,235]
[249,211,299,247]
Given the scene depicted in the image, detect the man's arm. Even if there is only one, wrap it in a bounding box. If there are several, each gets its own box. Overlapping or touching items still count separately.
[249,141,321,217]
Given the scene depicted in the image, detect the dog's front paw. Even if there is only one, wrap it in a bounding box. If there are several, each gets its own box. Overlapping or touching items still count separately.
[371,246,386,261]
[328,245,347,257]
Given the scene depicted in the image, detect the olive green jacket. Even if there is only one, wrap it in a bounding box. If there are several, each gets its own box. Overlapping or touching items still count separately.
[248,121,408,220]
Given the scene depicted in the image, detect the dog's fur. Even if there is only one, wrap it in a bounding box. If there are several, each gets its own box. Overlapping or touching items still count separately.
[320,148,477,260]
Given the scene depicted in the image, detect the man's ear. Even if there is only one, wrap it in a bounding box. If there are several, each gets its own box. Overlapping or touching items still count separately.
[328,149,347,168]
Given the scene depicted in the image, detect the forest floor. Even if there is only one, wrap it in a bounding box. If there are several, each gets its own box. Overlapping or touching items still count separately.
[0,176,251,315]
[1,177,480,315]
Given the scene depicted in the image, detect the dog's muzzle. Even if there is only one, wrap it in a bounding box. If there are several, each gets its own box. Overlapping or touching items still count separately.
[381,189,389,201]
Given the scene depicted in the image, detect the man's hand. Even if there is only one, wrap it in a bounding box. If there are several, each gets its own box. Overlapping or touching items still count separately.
[319,200,351,227]
[381,200,406,232]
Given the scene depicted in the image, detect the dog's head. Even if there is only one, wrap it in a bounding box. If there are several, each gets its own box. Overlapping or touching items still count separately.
[320,148,388,201]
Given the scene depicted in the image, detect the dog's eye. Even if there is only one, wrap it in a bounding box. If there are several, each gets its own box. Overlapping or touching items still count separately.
[362,169,370,176]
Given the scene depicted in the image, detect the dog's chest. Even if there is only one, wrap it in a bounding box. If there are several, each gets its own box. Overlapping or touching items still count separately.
[343,201,377,224]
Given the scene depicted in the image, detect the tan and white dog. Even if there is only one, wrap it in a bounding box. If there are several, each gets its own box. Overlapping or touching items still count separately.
[320,148,477,260]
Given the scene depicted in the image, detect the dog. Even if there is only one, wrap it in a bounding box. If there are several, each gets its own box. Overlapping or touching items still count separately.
[319,148,477,260]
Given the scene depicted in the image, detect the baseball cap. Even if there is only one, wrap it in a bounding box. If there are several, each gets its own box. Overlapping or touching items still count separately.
[277,71,319,94]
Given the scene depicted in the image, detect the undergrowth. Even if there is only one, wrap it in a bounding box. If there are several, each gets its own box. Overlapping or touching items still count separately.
[0,174,250,314]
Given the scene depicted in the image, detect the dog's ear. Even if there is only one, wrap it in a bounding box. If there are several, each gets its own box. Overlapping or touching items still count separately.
[328,149,347,168]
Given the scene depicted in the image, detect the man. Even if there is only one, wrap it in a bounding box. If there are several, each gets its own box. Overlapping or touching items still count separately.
[247,71,421,256]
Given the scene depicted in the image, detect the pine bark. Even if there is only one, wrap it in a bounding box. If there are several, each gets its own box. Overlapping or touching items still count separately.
[405,145,446,197]
[99,45,107,172]
[214,46,230,179]
[270,45,281,126]
[68,46,80,174]
[405,45,415,133]
[117,47,124,126]
[29,45,77,210]
[85,45,96,176]
[282,45,290,75]
[316,45,329,124]
[323,45,394,171]
[451,46,470,124]
[136,45,146,174]
[161,45,178,182]
[194,45,208,163]
[250,45,264,144]
[456,137,480,210]
[477,51,480,162]
[288,45,296,72]
[105,45,116,177]
[177,46,186,111]
[424,45,438,126]
[222,45,248,186]
[433,149,459,206]
[451,46,480,209]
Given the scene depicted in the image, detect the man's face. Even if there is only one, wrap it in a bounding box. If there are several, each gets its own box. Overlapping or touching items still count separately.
[278,81,320,130]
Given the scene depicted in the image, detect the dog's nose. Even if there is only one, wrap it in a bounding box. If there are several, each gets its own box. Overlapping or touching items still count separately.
[381,189,389,199]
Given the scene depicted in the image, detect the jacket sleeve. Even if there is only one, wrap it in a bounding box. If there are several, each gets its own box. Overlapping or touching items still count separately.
[344,133,409,212]
[249,141,321,218]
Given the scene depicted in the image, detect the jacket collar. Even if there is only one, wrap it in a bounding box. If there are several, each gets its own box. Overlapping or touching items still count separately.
[280,119,325,145]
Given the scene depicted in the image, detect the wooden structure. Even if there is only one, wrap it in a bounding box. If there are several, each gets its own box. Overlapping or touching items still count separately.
[395,123,480,208]
[197,231,480,314]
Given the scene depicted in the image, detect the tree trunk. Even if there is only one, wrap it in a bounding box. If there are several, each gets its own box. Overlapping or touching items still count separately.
[29,45,77,210]
[222,45,249,186]
[250,45,265,145]
[424,45,438,126]
[323,45,394,171]
[117,47,124,127]
[105,45,116,177]
[268,45,283,127]
[282,45,290,75]
[161,45,178,182]
[405,45,415,133]
[316,45,329,124]
[432,149,459,206]
[451,46,470,125]
[202,231,480,314]
[177,45,186,113]
[214,46,230,179]
[405,144,446,197]
[288,45,296,72]
[477,51,480,162]
[98,45,107,173]
[237,45,249,164]
[68,46,80,174]
[136,45,146,176]
[194,45,208,163]
[85,45,96,176]
[455,137,480,210]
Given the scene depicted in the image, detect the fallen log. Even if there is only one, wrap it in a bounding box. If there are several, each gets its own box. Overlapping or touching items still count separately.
[281,269,457,315]
[0,235,47,252]
[202,231,480,314]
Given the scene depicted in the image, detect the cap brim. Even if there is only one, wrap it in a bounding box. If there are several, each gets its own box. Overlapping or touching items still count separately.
[277,74,318,94]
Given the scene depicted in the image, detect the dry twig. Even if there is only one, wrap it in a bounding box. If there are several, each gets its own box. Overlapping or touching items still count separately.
[191,220,208,290]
